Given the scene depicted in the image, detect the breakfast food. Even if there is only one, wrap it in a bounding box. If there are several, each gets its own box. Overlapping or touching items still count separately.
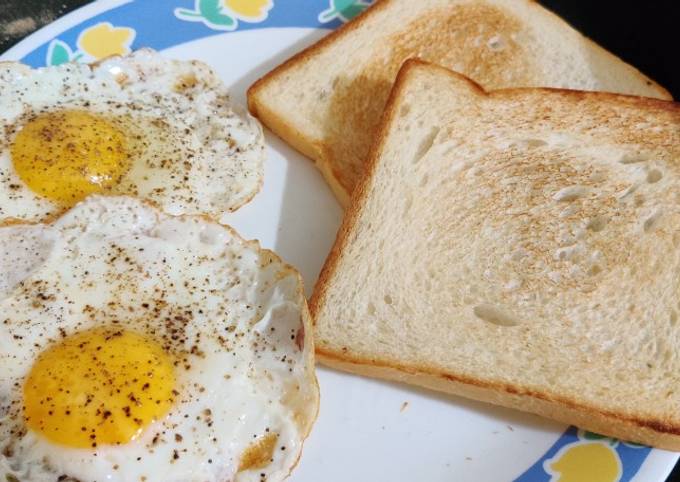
[0,49,264,224]
[310,60,680,449]
[0,196,318,481]
[248,0,672,206]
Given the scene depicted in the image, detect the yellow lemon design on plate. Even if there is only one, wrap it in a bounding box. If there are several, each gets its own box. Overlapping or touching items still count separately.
[77,22,135,60]
[545,442,622,482]
[223,0,273,20]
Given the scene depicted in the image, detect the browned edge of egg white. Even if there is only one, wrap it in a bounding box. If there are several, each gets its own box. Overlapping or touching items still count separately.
[0,194,321,474]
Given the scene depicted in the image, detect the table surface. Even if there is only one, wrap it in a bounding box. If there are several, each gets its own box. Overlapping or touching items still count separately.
[1,1,678,481]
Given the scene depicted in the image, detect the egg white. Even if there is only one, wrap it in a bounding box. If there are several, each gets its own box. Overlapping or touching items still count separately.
[0,49,264,223]
[0,196,318,482]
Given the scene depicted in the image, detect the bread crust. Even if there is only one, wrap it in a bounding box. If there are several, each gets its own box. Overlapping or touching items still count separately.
[310,59,680,450]
[246,0,389,206]
[317,348,680,450]
[309,60,428,318]
[247,0,672,206]
[245,99,351,206]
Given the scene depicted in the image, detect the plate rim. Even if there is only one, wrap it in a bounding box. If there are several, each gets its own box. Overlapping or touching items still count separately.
[1,0,129,61]
[1,1,677,481]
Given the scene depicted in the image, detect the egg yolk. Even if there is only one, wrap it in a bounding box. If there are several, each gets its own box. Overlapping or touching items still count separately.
[23,328,175,448]
[11,110,131,205]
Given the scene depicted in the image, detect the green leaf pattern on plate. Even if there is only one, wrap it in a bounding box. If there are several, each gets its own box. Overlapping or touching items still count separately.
[175,0,237,30]
[318,0,371,23]
[46,39,73,66]
[581,430,619,447]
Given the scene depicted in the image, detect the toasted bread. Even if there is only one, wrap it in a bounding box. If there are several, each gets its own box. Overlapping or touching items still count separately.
[310,60,680,449]
[248,0,672,205]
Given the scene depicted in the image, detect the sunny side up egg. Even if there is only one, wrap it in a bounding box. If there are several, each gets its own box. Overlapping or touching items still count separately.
[0,49,264,223]
[0,196,319,482]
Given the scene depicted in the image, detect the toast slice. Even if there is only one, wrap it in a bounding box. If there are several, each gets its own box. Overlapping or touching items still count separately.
[310,60,680,449]
[248,0,672,206]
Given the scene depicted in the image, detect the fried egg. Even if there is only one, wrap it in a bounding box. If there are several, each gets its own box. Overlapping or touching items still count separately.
[0,196,318,482]
[0,49,264,223]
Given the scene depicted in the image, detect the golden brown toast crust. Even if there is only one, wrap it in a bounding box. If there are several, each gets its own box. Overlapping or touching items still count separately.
[247,0,388,206]
[317,348,680,450]
[309,59,680,450]
[248,0,672,205]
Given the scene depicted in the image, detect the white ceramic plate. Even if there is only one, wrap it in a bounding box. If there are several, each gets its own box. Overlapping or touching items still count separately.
[2,1,677,480]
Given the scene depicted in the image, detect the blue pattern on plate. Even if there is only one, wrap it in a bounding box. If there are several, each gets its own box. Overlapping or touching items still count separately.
[515,427,650,481]
[22,0,352,67]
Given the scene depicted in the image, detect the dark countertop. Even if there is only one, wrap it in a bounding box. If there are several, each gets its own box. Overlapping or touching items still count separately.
[1,0,88,50]
[1,1,678,481]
